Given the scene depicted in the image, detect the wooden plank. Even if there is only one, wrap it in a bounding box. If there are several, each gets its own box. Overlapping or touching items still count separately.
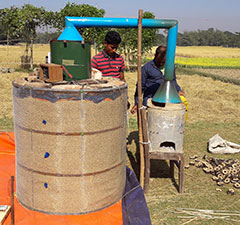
[0,206,11,225]
[179,156,184,193]
[174,160,180,169]
[170,160,175,178]
[149,152,183,161]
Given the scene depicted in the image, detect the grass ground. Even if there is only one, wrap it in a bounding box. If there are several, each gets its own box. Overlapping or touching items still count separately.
[194,68,240,80]
[1,45,240,224]
[0,43,50,68]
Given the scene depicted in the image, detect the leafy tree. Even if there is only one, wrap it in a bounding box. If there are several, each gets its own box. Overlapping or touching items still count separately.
[18,4,47,68]
[154,33,167,46]
[177,28,240,47]
[35,32,61,43]
[177,31,199,46]
[224,31,240,47]
[19,4,47,40]
[115,11,158,69]
[53,3,106,44]
[0,7,22,44]
[0,4,50,67]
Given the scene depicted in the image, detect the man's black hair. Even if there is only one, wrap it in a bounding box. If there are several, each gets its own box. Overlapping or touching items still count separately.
[105,31,121,44]
[154,46,167,59]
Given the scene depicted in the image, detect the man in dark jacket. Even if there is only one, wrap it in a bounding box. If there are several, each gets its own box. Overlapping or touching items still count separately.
[130,46,184,114]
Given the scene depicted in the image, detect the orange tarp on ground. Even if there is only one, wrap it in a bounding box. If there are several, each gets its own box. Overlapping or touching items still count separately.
[0,132,123,225]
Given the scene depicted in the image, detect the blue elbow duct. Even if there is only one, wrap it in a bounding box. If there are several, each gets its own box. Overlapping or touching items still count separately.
[164,24,178,81]
[57,16,180,103]
[65,16,177,28]
[152,24,181,103]
[58,17,178,41]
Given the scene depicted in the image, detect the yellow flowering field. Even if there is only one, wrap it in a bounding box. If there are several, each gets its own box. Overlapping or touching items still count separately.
[148,46,240,68]
[175,57,240,68]
[175,46,240,68]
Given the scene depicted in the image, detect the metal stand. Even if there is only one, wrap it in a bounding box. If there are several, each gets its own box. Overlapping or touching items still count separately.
[140,107,184,194]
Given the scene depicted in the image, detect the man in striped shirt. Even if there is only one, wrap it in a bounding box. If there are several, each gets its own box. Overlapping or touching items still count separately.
[91,31,125,81]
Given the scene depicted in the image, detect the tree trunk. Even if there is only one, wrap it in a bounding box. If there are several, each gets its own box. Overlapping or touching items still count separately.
[125,48,130,71]
[30,39,33,70]
[21,42,31,69]
[7,32,9,66]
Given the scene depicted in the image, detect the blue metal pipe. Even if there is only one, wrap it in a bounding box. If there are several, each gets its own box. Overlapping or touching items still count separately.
[164,23,178,81]
[65,16,177,28]
[152,23,181,103]
[58,17,178,41]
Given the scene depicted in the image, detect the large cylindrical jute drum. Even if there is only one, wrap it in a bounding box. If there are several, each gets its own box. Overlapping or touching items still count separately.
[12,78,127,215]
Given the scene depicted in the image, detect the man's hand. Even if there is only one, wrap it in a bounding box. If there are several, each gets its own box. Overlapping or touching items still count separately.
[178,91,185,96]
[130,105,138,114]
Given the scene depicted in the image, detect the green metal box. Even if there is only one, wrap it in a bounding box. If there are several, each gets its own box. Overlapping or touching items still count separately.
[50,40,91,81]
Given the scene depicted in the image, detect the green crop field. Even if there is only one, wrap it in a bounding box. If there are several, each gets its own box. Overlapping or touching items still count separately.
[1,45,240,224]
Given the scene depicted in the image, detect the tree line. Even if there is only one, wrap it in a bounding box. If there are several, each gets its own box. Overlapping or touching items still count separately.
[35,28,240,49]
[0,3,157,69]
[0,3,240,69]
[1,3,240,49]
[177,28,240,47]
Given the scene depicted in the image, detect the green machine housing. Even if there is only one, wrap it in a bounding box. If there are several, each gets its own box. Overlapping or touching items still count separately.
[50,40,91,81]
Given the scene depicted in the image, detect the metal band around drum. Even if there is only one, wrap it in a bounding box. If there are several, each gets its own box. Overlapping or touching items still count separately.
[17,160,124,177]
[15,123,123,136]
[17,197,121,215]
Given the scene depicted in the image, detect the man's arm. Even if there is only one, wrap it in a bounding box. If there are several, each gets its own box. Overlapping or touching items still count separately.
[120,71,125,81]
[91,56,98,70]
[119,56,126,81]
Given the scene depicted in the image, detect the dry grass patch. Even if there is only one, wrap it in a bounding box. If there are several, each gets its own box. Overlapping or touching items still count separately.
[125,71,240,125]
[0,44,49,68]
[0,72,27,120]
[177,74,240,123]
[194,68,240,80]
[33,44,50,64]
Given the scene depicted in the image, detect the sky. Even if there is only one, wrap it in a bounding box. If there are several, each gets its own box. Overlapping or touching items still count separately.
[1,0,240,33]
